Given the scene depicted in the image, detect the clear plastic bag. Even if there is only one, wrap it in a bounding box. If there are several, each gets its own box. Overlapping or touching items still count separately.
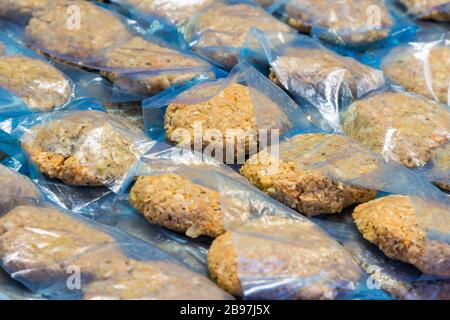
[24,0,219,98]
[0,0,50,23]
[380,38,450,106]
[0,167,232,300]
[270,0,416,47]
[399,0,450,22]
[315,216,450,300]
[241,30,386,132]
[0,105,155,193]
[143,63,311,164]
[117,144,389,299]
[182,0,293,69]
[341,88,450,190]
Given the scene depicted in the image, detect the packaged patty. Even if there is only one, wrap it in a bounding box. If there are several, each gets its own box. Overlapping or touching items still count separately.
[243,30,385,131]
[143,63,310,163]
[399,0,450,22]
[125,146,388,299]
[381,39,450,105]
[1,106,155,192]
[25,0,218,98]
[0,204,231,299]
[183,1,292,69]
[272,0,415,47]
[0,32,73,116]
[342,90,450,190]
[315,216,450,300]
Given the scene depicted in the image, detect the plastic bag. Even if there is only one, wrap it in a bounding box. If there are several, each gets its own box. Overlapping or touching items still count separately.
[270,0,416,48]
[119,143,390,299]
[0,105,155,193]
[182,0,293,70]
[398,0,450,22]
[341,89,450,190]
[380,38,450,105]
[0,164,232,299]
[0,0,50,23]
[24,0,219,98]
[143,63,313,164]
[315,216,450,300]
[241,30,386,132]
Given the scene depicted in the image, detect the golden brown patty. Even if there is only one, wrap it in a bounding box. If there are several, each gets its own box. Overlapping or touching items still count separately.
[26,0,132,60]
[165,82,291,161]
[0,55,72,110]
[208,216,362,299]
[285,0,393,45]
[382,44,450,105]
[0,205,115,283]
[84,260,231,300]
[129,174,226,238]
[241,133,378,216]
[269,47,384,101]
[21,110,149,187]
[101,36,211,96]
[400,0,450,21]
[0,165,41,214]
[342,91,450,168]
[190,3,291,68]
[353,195,450,277]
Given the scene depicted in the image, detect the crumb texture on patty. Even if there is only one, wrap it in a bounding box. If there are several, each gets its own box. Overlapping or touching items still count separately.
[0,205,115,283]
[429,142,450,191]
[26,0,132,61]
[190,3,291,68]
[353,195,450,277]
[101,36,210,96]
[382,43,450,105]
[208,216,362,299]
[0,55,72,111]
[165,82,291,160]
[21,110,150,187]
[269,46,384,106]
[285,0,393,45]
[342,91,450,168]
[129,173,226,238]
[241,133,379,216]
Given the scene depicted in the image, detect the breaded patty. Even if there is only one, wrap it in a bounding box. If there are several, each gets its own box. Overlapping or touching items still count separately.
[165,82,291,161]
[208,216,362,299]
[0,55,72,110]
[353,195,450,277]
[285,0,393,45]
[269,47,384,101]
[241,133,378,216]
[84,260,231,300]
[21,110,150,187]
[400,0,450,21]
[0,205,115,283]
[129,173,225,238]
[26,1,132,61]
[0,164,41,214]
[382,44,450,105]
[101,36,210,96]
[190,3,291,69]
[342,91,450,168]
